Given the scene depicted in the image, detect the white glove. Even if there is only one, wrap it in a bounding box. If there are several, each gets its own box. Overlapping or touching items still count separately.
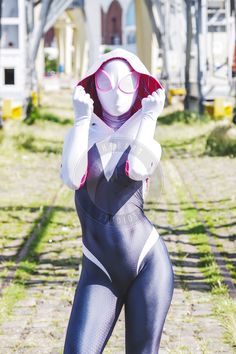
[73,85,94,125]
[127,89,164,181]
[141,88,165,120]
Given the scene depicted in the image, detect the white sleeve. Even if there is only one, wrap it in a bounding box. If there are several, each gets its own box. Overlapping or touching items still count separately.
[60,119,90,190]
[126,115,161,181]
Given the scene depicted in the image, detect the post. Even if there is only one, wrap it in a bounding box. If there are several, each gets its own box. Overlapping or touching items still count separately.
[184,0,192,110]
[196,0,207,115]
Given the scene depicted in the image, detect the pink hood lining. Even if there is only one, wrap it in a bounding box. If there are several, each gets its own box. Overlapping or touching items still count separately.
[77,49,163,118]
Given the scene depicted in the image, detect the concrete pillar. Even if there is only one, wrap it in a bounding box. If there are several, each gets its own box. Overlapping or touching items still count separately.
[73,29,80,77]
[35,38,45,83]
[151,33,159,75]
[84,0,101,66]
[135,0,153,73]
[67,7,89,78]
[55,26,65,72]
[64,22,73,75]
[77,13,89,78]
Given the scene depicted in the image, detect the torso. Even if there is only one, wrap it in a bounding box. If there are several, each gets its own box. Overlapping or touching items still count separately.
[74,111,156,293]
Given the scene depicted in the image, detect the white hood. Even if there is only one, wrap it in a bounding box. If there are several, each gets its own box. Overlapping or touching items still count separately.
[77,48,163,118]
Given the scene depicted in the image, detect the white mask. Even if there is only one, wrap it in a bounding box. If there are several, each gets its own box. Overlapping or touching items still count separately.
[95,59,140,116]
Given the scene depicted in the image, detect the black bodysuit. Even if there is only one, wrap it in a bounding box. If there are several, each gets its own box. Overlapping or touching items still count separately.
[62,49,174,354]
[63,141,174,354]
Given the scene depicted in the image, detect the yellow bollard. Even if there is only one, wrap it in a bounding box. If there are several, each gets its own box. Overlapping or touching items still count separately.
[204,102,214,116]
[167,88,186,105]
[31,91,38,106]
[213,97,225,119]
[169,88,186,96]
[2,99,12,119]
[2,100,24,119]
[224,102,233,119]
[12,106,23,119]
[204,98,233,120]
[167,92,172,105]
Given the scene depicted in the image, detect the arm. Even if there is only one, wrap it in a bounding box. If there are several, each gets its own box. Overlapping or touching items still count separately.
[60,120,90,190]
[60,86,94,190]
[126,89,165,181]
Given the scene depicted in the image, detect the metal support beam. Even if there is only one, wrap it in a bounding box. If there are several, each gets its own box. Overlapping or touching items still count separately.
[144,0,162,48]
[30,0,54,63]
[196,0,207,114]
[184,0,193,110]
[144,0,170,81]
[43,0,75,33]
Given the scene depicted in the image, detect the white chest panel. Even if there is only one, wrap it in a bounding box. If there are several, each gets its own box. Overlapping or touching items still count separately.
[88,111,142,181]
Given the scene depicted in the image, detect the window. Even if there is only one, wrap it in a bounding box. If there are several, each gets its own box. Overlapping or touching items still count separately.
[0,25,19,48]
[1,0,19,17]
[125,1,135,27]
[4,68,15,85]
[126,32,136,44]
[208,25,226,32]
[111,34,121,45]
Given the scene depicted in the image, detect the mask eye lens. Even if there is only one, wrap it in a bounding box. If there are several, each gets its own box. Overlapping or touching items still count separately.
[119,72,140,93]
[95,70,112,91]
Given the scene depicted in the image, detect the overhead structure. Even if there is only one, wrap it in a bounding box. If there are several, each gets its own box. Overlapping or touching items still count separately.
[138,0,235,112]
[0,0,84,118]
[28,0,85,89]
[1,0,235,117]
[136,0,186,91]
[185,0,235,112]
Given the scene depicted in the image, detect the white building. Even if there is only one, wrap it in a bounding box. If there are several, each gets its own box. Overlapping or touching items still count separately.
[0,0,29,109]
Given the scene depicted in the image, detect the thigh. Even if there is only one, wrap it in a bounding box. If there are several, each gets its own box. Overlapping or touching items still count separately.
[124,236,174,354]
[63,256,123,354]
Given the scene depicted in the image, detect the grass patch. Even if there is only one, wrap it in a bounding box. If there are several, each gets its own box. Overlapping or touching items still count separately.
[177,196,227,295]
[195,202,236,286]
[14,260,38,284]
[169,175,236,349]
[0,283,26,327]
[156,119,215,159]
[0,206,55,324]
[24,103,72,126]
[164,193,188,290]
[159,110,211,125]
[14,133,62,154]
[180,184,236,287]
[205,121,236,157]
[212,293,236,348]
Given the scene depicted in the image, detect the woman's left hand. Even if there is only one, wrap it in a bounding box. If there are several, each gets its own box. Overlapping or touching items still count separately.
[141,88,165,120]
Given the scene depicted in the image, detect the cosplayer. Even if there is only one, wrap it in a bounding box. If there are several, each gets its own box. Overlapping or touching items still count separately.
[61,48,174,354]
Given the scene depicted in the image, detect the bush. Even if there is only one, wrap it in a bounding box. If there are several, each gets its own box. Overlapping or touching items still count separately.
[206,121,236,157]
[24,100,41,125]
[103,47,112,54]
[45,54,58,74]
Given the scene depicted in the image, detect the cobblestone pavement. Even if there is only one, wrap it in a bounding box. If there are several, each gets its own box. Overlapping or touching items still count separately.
[0,92,235,353]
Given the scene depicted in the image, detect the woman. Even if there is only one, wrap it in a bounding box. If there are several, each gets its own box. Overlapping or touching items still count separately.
[61,48,174,354]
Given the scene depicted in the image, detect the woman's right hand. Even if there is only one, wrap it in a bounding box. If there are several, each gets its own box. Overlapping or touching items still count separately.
[73,85,94,124]
[141,88,165,121]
